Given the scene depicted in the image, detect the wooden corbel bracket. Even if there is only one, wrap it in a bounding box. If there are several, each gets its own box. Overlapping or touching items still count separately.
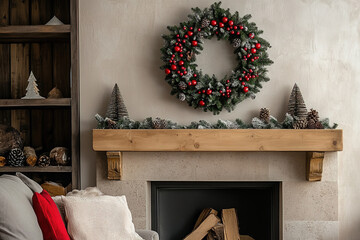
[306,152,325,181]
[106,151,122,180]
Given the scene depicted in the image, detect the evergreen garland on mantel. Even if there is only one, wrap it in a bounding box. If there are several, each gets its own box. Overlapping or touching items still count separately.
[95,113,337,130]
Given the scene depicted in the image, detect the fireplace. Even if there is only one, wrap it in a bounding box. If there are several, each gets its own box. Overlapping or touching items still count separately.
[151,181,280,240]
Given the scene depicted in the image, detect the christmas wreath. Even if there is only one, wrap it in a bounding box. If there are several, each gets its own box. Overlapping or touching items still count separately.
[160,2,273,114]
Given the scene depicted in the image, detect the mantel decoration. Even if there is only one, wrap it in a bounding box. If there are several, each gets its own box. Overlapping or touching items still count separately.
[95,83,337,130]
[94,84,341,182]
[160,2,273,114]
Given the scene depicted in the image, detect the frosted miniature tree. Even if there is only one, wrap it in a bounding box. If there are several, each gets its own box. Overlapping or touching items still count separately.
[105,84,129,121]
[22,71,45,99]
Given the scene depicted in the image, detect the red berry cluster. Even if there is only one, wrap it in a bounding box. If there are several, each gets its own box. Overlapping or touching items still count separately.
[211,16,251,38]
[164,26,198,77]
[242,43,261,62]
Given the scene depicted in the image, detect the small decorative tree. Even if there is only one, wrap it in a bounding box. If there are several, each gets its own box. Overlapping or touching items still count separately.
[287,83,307,119]
[22,71,45,99]
[105,83,129,121]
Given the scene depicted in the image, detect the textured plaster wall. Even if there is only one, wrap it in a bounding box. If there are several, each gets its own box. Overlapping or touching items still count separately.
[79,0,360,239]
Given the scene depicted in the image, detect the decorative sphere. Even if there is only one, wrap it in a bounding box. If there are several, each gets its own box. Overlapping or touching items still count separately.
[228,20,234,26]
[211,20,217,26]
[243,87,249,93]
[251,48,257,54]
[206,89,212,95]
[222,17,228,23]
[249,33,255,39]
[179,60,184,66]
[191,79,197,85]
[219,22,224,28]
[174,46,181,52]
[255,43,261,49]
[187,31,193,36]
[192,41,198,46]
[199,100,205,106]
[165,69,171,74]
[171,65,177,70]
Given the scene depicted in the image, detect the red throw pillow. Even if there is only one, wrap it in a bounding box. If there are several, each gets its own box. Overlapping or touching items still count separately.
[32,190,70,240]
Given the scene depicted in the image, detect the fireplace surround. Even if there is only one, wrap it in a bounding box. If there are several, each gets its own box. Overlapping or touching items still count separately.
[94,129,341,239]
[151,181,280,240]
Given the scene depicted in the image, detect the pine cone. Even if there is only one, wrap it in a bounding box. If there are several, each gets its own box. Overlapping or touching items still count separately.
[186,51,194,61]
[178,81,187,90]
[152,118,168,129]
[259,108,270,123]
[232,38,241,48]
[201,18,210,28]
[197,31,204,38]
[307,108,319,122]
[38,154,50,167]
[293,118,308,129]
[179,93,186,101]
[8,148,25,167]
[307,119,324,129]
[105,118,117,129]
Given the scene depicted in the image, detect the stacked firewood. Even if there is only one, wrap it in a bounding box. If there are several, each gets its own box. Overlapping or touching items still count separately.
[183,208,255,240]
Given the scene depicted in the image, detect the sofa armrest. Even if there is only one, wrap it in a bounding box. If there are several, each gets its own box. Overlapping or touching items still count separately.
[136,229,159,240]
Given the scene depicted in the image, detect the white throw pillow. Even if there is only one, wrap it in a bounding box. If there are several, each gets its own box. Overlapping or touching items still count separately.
[63,195,143,240]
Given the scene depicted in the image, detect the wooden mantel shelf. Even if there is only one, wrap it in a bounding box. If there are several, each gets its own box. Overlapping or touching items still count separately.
[92,129,343,181]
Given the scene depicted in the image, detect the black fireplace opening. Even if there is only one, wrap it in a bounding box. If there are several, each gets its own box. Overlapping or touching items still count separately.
[151,181,280,240]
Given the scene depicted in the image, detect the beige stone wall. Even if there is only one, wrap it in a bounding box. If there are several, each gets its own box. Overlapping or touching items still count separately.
[79,0,360,239]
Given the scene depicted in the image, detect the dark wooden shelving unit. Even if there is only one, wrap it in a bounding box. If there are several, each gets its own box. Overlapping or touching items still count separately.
[0,98,71,107]
[0,0,79,190]
[0,25,70,42]
[0,166,72,173]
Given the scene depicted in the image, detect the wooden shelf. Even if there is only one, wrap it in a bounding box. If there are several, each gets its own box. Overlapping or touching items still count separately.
[0,166,72,173]
[93,129,343,152]
[0,98,71,108]
[0,25,70,42]
[93,129,343,181]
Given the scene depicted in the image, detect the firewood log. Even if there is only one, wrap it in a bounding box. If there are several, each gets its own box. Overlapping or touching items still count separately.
[184,214,220,240]
[222,208,240,240]
[212,223,225,240]
[50,147,70,166]
[24,146,37,167]
[0,125,23,155]
[0,156,6,167]
[194,208,218,230]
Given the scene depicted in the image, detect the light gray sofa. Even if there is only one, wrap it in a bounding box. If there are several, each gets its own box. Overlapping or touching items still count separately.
[0,174,159,240]
[137,229,159,240]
